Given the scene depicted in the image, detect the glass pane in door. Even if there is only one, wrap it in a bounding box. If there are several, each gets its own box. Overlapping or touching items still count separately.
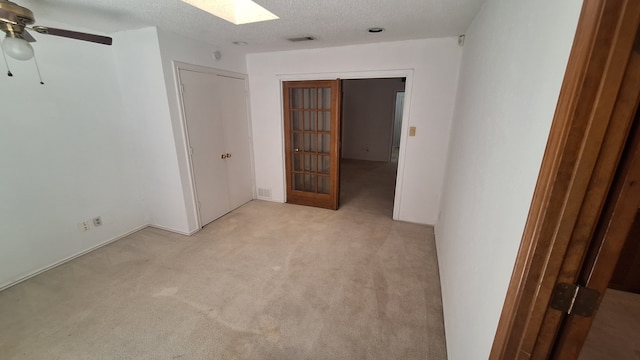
[292,133,302,151]
[303,111,317,131]
[291,111,303,130]
[303,133,316,152]
[293,173,304,191]
[318,134,330,154]
[293,154,302,171]
[319,155,330,174]
[291,89,303,109]
[321,88,331,109]
[304,174,316,192]
[318,176,329,194]
[319,112,331,131]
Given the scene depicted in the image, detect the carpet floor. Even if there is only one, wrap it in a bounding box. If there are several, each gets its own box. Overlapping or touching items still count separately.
[0,159,446,360]
[579,288,640,359]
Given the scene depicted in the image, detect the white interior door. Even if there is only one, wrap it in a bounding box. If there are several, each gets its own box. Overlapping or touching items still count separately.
[218,75,253,210]
[180,69,230,226]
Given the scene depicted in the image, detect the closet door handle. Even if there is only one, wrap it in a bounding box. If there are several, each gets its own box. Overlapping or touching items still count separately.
[226,153,232,158]
[221,154,227,159]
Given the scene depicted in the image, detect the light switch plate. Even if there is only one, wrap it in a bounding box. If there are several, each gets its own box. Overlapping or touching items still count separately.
[409,126,416,136]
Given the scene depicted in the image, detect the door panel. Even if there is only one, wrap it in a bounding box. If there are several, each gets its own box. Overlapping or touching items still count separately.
[180,70,230,225]
[283,80,341,209]
[218,75,253,210]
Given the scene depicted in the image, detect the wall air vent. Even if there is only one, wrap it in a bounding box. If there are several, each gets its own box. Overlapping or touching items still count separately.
[287,36,316,42]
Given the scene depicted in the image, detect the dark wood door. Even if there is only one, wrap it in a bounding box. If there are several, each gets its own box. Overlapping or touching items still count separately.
[283,80,341,209]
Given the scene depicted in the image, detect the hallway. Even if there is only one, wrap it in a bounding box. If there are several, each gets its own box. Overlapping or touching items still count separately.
[339,159,398,217]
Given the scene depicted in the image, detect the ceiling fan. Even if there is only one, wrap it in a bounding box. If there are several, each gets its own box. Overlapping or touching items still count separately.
[0,0,112,62]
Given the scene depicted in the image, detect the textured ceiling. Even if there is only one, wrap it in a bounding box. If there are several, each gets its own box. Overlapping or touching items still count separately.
[16,0,485,53]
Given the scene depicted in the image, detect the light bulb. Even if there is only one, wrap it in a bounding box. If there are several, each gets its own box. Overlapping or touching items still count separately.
[2,36,34,61]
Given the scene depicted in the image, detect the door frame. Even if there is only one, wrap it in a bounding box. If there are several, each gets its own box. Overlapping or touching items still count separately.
[277,69,414,219]
[390,90,405,162]
[174,62,256,230]
[553,98,640,357]
[490,0,640,358]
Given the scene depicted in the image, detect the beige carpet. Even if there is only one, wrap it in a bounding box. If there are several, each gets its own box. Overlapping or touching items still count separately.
[579,288,640,359]
[0,159,446,360]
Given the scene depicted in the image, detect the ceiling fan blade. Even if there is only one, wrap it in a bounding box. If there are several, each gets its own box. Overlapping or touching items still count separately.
[32,26,112,45]
[20,29,35,42]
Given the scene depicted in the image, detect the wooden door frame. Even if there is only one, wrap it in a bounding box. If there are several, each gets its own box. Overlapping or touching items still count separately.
[553,91,640,358]
[490,0,640,358]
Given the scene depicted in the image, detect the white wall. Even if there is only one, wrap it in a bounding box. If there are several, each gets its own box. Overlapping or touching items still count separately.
[342,78,406,161]
[0,20,147,289]
[247,38,461,224]
[111,27,189,233]
[156,29,250,233]
[435,1,583,359]
[0,21,254,288]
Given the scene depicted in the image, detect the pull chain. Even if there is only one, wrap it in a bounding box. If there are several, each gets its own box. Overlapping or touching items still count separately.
[33,52,44,85]
[0,45,13,77]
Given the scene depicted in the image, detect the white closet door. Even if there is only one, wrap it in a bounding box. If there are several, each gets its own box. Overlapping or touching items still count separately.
[180,70,230,225]
[218,75,253,210]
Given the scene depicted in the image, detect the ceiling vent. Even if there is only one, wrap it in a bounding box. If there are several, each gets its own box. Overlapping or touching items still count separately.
[287,36,316,42]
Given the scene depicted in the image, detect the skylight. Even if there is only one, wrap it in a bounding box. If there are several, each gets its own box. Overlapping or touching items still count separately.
[182,0,279,25]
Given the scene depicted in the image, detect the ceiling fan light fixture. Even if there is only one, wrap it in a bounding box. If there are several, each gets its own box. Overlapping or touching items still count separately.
[2,35,33,60]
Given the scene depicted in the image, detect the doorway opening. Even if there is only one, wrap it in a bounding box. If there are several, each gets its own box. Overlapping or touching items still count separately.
[281,71,412,219]
[339,78,406,217]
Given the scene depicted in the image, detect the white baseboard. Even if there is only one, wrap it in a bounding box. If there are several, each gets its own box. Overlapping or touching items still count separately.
[148,224,200,236]
[0,224,149,292]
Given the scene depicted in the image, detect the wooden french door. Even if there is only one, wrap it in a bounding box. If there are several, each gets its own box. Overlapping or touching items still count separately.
[283,80,341,209]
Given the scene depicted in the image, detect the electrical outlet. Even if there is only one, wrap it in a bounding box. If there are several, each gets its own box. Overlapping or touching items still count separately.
[93,216,102,227]
[78,221,90,232]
